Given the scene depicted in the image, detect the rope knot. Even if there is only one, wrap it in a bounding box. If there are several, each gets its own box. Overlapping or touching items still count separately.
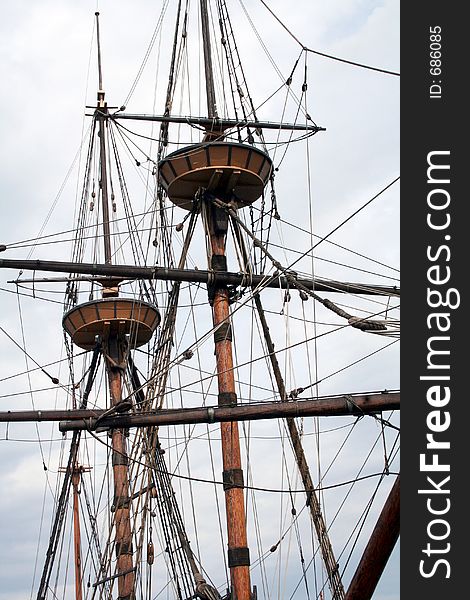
[182,349,194,360]
[348,317,387,331]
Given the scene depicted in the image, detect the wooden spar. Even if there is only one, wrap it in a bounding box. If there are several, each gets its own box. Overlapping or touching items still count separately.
[62,391,399,430]
[230,210,346,596]
[204,199,252,600]
[107,112,325,132]
[0,258,400,297]
[0,392,400,426]
[253,293,345,599]
[345,475,400,600]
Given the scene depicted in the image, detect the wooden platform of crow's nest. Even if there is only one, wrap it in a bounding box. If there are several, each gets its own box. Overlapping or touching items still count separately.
[63,298,161,350]
[158,142,273,210]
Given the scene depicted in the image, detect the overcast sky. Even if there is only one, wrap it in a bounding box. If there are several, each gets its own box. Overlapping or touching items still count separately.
[0,2,399,599]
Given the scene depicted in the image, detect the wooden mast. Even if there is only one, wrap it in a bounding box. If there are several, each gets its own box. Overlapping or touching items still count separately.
[199,2,251,597]
[205,203,252,600]
[107,342,135,600]
[57,461,91,600]
[95,12,112,265]
[200,0,218,122]
[95,13,134,599]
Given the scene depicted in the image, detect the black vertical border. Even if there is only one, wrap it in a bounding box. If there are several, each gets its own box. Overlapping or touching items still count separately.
[401,3,465,598]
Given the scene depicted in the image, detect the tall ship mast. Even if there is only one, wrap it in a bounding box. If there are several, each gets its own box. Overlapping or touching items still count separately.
[0,3,400,600]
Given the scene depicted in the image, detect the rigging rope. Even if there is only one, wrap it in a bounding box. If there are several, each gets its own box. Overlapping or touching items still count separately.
[217,199,390,333]
[89,429,399,495]
[122,0,171,108]
[0,326,61,386]
[35,343,102,600]
[256,0,400,77]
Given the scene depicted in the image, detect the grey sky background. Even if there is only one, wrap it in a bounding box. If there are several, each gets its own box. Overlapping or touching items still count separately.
[0,2,399,598]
